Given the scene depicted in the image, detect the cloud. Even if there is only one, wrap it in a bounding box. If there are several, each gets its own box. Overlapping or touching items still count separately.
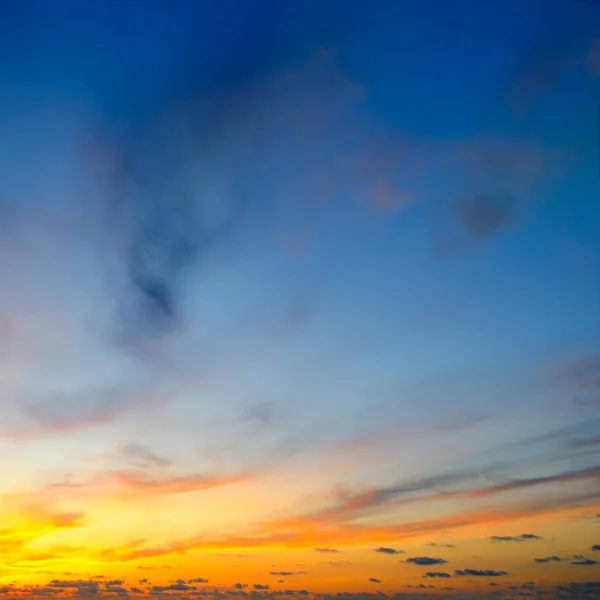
[367,182,412,215]
[454,570,508,577]
[104,486,600,558]
[120,443,171,468]
[269,572,306,577]
[453,195,516,238]
[551,354,600,390]
[253,584,270,590]
[571,557,598,566]
[188,577,209,583]
[489,533,541,542]
[534,556,562,563]
[374,547,403,555]
[426,543,456,549]
[568,435,600,449]
[315,548,339,553]
[293,463,600,529]
[84,48,374,355]
[369,578,381,584]
[406,557,448,566]
[151,583,196,592]
[592,545,600,552]
[47,580,101,594]
[423,572,451,579]
[113,470,247,495]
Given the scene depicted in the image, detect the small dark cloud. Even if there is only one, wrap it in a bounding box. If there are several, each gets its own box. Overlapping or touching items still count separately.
[571,557,598,566]
[423,572,452,578]
[315,548,339,553]
[455,569,508,577]
[188,577,209,583]
[253,584,270,590]
[453,195,516,238]
[369,578,381,584]
[151,583,195,592]
[426,543,456,548]
[233,583,247,589]
[490,533,541,543]
[534,556,562,563]
[269,572,305,577]
[592,545,600,551]
[406,557,448,566]
[374,547,402,555]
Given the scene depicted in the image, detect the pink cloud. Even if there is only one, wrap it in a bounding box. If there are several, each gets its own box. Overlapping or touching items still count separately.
[368,181,413,215]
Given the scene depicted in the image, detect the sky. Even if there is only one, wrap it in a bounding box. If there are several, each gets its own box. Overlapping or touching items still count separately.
[0,0,599,599]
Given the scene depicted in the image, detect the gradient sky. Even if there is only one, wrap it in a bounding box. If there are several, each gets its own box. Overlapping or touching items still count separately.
[0,1,599,599]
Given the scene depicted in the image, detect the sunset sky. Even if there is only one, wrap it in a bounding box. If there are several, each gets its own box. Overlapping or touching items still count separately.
[0,0,599,598]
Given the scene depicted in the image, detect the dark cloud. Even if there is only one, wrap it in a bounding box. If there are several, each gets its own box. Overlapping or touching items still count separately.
[188,577,209,583]
[454,569,508,577]
[568,435,600,450]
[453,195,516,238]
[86,36,373,356]
[592,545,600,551]
[556,581,600,597]
[423,572,451,578]
[151,583,195,592]
[489,533,541,542]
[406,557,448,566]
[47,580,101,594]
[311,462,600,525]
[551,354,600,391]
[426,543,456,548]
[253,584,270,590]
[571,557,598,566]
[369,579,381,584]
[374,547,402,555]
[534,556,562,563]
[315,548,339,553]
[269,572,305,577]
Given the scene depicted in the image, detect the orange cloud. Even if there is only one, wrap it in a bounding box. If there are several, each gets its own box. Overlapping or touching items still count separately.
[112,471,248,495]
[94,492,600,562]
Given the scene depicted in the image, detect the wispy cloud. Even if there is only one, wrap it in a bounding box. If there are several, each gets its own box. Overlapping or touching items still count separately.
[112,470,247,495]
[489,533,541,542]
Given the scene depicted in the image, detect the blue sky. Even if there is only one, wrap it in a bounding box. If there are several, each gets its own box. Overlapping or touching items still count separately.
[0,1,599,597]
